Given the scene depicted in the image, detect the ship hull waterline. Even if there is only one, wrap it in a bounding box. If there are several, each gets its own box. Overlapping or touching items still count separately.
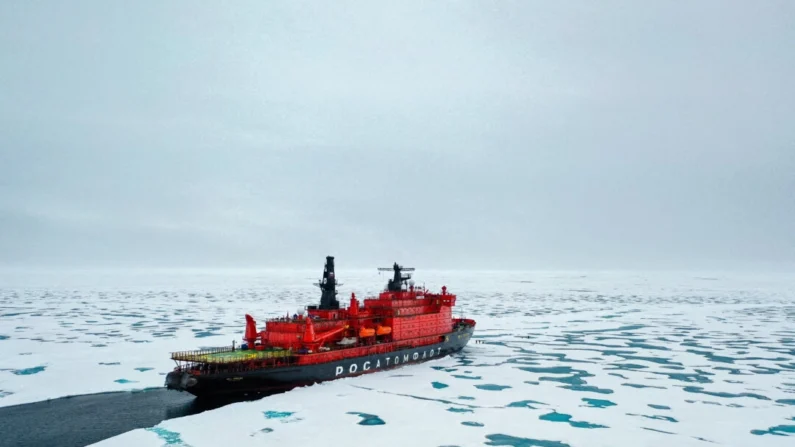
[166,324,474,398]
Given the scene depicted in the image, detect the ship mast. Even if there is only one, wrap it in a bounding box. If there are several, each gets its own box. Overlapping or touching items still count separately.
[378,262,415,292]
[315,255,340,309]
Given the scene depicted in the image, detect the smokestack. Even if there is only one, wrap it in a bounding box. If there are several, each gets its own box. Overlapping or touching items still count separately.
[318,256,340,310]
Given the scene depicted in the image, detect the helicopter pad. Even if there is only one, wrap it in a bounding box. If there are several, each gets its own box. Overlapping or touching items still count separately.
[171,347,292,364]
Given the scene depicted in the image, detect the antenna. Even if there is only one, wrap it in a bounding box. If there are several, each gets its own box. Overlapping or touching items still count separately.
[377,262,415,292]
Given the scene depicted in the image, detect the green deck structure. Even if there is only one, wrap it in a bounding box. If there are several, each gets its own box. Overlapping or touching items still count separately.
[171,346,292,364]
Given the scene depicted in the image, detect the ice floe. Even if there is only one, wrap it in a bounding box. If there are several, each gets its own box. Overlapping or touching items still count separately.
[1,268,794,446]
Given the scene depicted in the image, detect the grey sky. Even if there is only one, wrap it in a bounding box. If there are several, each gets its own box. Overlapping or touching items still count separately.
[1,1,793,270]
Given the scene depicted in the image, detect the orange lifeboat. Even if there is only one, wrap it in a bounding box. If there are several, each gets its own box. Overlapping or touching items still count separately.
[359,327,375,338]
[376,325,392,336]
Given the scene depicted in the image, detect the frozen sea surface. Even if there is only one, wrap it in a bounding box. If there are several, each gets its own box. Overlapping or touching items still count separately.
[1,268,794,447]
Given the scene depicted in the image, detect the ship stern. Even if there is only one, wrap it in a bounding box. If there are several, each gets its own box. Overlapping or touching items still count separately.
[165,370,198,392]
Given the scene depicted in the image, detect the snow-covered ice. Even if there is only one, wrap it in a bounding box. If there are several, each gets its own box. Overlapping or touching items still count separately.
[1,268,794,446]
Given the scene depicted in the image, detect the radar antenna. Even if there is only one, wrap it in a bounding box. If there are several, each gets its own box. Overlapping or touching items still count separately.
[377,262,415,292]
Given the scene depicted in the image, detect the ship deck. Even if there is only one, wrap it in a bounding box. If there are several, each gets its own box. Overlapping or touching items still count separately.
[171,347,291,364]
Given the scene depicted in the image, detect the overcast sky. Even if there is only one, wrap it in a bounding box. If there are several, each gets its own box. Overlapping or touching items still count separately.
[0,1,793,270]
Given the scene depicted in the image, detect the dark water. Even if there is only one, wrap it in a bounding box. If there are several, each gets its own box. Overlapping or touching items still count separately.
[0,388,272,447]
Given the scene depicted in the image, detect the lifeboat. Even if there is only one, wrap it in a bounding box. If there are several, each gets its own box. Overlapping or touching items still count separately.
[376,325,391,335]
[359,327,375,338]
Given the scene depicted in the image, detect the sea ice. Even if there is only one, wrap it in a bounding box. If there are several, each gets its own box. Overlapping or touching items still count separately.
[1,268,794,446]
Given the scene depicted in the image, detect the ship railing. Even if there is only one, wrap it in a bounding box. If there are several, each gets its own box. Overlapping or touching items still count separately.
[176,353,300,375]
[170,346,235,363]
[171,346,294,365]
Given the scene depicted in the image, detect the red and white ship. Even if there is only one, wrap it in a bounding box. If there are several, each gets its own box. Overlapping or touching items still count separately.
[166,256,476,397]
